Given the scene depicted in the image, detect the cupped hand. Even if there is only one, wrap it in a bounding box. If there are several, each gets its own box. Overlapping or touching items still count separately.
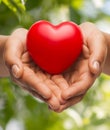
[4,28,63,111]
[51,51,97,112]
[3,22,107,113]
[51,22,107,112]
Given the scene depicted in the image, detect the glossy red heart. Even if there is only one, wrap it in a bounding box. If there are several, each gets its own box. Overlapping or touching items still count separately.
[26,20,83,74]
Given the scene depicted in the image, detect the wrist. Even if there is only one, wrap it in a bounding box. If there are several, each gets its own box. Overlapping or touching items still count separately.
[0,35,10,77]
[102,32,110,75]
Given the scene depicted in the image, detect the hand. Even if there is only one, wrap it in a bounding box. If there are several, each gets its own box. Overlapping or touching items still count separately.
[3,22,107,113]
[51,22,107,112]
[3,28,63,111]
[51,52,97,112]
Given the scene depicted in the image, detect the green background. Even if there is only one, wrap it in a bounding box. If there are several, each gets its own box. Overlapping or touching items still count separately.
[0,0,110,130]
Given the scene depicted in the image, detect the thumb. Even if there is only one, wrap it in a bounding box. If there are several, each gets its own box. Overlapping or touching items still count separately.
[11,63,23,79]
[4,29,28,78]
[80,22,107,75]
[4,40,24,78]
[89,59,101,75]
[88,34,107,75]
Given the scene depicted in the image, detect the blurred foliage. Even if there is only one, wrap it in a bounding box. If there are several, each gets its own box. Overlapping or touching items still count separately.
[0,0,110,130]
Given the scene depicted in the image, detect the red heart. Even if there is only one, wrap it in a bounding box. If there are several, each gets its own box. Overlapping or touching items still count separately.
[26,20,83,74]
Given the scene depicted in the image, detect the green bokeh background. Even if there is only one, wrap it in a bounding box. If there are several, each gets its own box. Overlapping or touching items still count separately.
[0,0,110,130]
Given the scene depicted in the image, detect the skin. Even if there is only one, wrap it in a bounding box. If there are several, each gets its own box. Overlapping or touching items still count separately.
[1,29,63,111]
[54,22,108,112]
[0,22,109,112]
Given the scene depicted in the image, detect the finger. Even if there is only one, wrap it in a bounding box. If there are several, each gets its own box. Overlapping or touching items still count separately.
[46,95,60,111]
[35,71,63,107]
[13,77,60,110]
[31,87,60,111]
[21,85,45,101]
[13,70,61,110]
[88,33,107,75]
[21,66,52,100]
[68,70,79,84]
[36,71,61,98]
[25,84,60,111]
[4,39,23,78]
[80,22,107,75]
[62,72,95,100]
[82,45,90,59]
[26,82,60,111]
[29,78,60,111]
[54,95,84,113]
[51,75,69,90]
[4,28,28,78]
[11,75,46,102]
[12,74,46,102]
[62,82,85,100]
[21,51,33,63]
[45,79,62,101]
[51,75,69,104]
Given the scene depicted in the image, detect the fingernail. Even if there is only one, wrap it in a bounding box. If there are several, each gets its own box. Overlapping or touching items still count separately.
[48,106,53,111]
[49,104,58,111]
[12,65,20,78]
[93,61,100,73]
[49,104,54,109]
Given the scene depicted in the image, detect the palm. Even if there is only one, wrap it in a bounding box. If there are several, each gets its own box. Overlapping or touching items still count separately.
[20,51,63,110]
[50,51,97,112]
[20,50,97,112]
[64,55,96,94]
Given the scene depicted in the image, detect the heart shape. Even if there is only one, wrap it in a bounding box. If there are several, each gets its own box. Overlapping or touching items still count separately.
[26,20,83,74]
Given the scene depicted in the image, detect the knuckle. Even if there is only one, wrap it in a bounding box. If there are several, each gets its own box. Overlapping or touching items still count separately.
[4,53,9,66]
[60,99,66,105]
[3,52,13,69]
[44,91,52,99]
[62,90,71,100]
[12,28,28,35]
[55,108,64,113]
[51,75,63,81]
[80,22,95,28]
